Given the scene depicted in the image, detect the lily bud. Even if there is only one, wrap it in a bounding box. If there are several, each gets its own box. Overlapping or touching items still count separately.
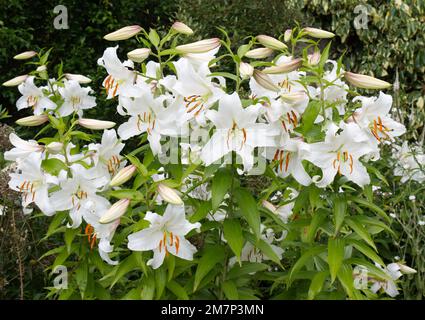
[110,165,137,187]
[127,48,151,63]
[253,70,280,92]
[284,29,293,42]
[239,62,254,79]
[99,199,130,224]
[104,25,142,41]
[257,35,287,50]
[16,115,49,126]
[262,200,277,213]
[344,72,391,89]
[280,92,307,104]
[2,75,28,87]
[157,183,183,205]
[302,27,335,39]
[13,51,37,60]
[245,47,274,59]
[64,73,92,84]
[176,38,220,54]
[397,263,417,274]
[36,65,47,72]
[46,142,63,153]
[308,50,321,66]
[171,22,194,35]
[263,58,302,74]
[78,118,116,130]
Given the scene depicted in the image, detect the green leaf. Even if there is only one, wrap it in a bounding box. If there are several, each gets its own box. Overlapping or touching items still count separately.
[308,271,328,300]
[126,154,149,177]
[154,266,167,299]
[189,200,212,223]
[333,194,347,234]
[222,280,239,300]
[237,44,252,57]
[223,219,244,260]
[328,238,345,282]
[208,72,238,82]
[211,168,232,210]
[336,262,355,298]
[227,262,269,280]
[194,245,225,291]
[41,158,68,175]
[141,274,156,300]
[346,217,377,251]
[304,210,327,243]
[300,100,321,133]
[349,196,390,223]
[166,280,189,300]
[319,41,332,70]
[108,189,144,201]
[75,260,88,299]
[234,188,261,239]
[148,29,160,47]
[347,239,385,266]
[110,252,143,288]
[64,227,79,254]
[288,246,327,286]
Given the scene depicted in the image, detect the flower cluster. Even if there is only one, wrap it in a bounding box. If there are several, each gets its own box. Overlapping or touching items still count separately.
[2,24,416,297]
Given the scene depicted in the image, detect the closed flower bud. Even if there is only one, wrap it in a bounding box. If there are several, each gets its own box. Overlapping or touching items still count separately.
[308,50,321,66]
[302,27,335,39]
[36,65,47,72]
[64,73,92,84]
[262,200,277,213]
[284,29,293,42]
[16,115,49,126]
[397,263,417,274]
[239,62,254,78]
[171,22,194,35]
[46,142,63,153]
[245,47,274,59]
[253,70,280,92]
[263,58,302,74]
[157,183,183,205]
[344,71,391,89]
[13,51,37,60]
[110,165,137,187]
[104,25,142,41]
[257,35,287,50]
[176,38,220,54]
[127,48,151,63]
[99,198,130,224]
[78,118,116,130]
[280,91,307,104]
[2,74,29,87]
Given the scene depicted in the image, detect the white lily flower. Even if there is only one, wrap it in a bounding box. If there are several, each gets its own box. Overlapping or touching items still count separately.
[201,92,277,172]
[169,58,225,126]
[369,262,402,297]
[4,133,44,162]
[266,134,311,186]
[84,211,120,265]
[50,164,110,228]
[15,114,49,126]
[229,225,284,266]
[307,122,375,187]
[88,129,125,178]
[352,91,406,144]
[117,92,178,154]
[58,80,96,117]
[8,153,56,215]
[392,142,425,183]
[127,204,201,269]
[97,46,146,99]
[16,76,56,115]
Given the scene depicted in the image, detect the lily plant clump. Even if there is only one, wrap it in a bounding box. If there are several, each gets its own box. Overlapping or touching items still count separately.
[1,23,417,300]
